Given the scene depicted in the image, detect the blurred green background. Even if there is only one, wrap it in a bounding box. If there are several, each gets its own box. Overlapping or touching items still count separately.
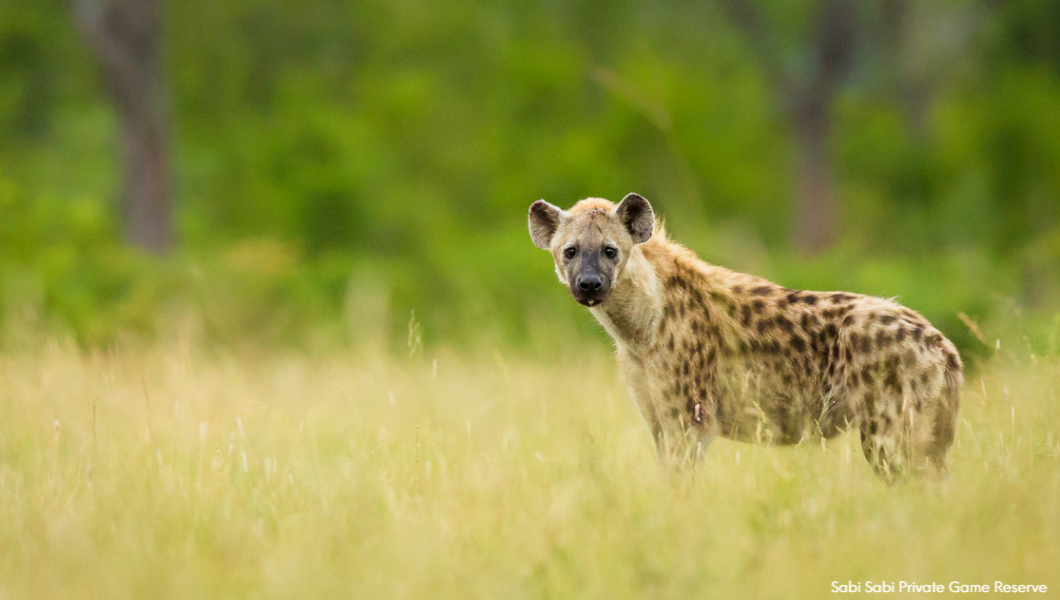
[2,0,1059,360]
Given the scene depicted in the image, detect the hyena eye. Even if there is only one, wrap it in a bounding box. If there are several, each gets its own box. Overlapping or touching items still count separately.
[564,246,577,259]
[604,246,618,259]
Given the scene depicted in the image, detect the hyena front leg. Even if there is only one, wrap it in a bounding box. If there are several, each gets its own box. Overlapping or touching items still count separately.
[619,352,667,462]
[654,393,717,467]
[620,352,716,466]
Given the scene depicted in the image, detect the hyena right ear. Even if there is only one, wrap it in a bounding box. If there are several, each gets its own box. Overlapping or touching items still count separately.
[528,200,565,250]
[615,193,654,244]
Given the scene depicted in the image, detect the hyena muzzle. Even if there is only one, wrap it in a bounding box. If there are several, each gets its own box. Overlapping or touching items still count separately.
[528,193,962,481]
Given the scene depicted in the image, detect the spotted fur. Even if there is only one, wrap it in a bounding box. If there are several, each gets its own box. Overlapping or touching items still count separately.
[529,194,962,480]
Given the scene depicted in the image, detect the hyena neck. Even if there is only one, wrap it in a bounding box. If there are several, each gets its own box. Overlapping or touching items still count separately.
[590,245,663,353]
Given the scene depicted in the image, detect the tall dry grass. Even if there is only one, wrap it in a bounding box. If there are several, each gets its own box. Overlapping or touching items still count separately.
[0,337,1057,598]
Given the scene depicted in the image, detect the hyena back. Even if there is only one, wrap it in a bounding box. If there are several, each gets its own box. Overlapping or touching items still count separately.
[529,193,962,481]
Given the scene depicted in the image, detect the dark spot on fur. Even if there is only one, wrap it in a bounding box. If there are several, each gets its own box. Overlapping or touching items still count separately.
[895,327,907,343]
[775,315,794,333]
[903,349,917,366]
[751,286,773,296]
[925,333,942,347]
[752,299,766,313]
[803,294,819,305]
[880,315,896,325]
[842,314,856,327]
[739,305,752,327]
[920,371,930,386]
[790,336,807,353]
[912,324,924,341]
[831,294,854,304]
[787,292,801,304]
[844,347,853,363]
[865,389,877,406]
[858,334,872,354]
[884,358,901,392]
[825,323,838,339]
[861,365,875,386]
[876,330,891,347]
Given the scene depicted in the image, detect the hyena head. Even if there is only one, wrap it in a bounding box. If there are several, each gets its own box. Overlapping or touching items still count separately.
[528,193,654,307]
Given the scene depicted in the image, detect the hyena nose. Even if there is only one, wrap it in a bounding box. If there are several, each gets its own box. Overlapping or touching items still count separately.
[577,274,603,291]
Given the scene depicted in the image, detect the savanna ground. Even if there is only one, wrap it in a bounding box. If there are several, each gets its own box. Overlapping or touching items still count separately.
[1,331,1058,599]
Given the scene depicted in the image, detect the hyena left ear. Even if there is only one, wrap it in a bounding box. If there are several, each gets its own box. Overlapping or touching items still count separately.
[615,193,654,244]
[528,200,565,250]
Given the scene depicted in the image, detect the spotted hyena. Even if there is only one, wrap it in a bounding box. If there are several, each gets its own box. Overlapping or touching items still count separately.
[528,193,962,480]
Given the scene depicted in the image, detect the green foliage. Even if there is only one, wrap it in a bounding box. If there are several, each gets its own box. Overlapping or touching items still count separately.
[1,0,1059,354]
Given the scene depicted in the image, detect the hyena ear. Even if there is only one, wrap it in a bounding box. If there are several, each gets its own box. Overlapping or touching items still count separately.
[615,193,654,244]
[528,200,565,250]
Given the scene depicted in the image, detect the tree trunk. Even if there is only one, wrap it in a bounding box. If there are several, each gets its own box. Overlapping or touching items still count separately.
[791,99,835,255]
[74,0,172,253]
[720,0,855,254]
[882,0,929,139]
[787,0,855,254]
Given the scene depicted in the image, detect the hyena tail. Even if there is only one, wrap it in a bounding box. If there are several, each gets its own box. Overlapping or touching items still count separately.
[927,367,962,473]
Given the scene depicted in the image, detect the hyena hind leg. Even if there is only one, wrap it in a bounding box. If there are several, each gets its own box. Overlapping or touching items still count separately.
[859,387,956,483]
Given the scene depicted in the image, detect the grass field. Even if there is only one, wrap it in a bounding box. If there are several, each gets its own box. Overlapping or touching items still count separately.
[1,336,1058,599]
